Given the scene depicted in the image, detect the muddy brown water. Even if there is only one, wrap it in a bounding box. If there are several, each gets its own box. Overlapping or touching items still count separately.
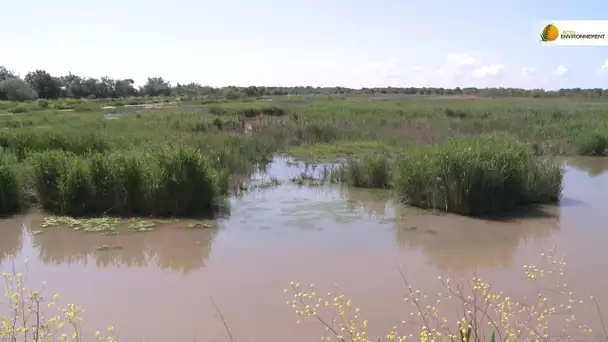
[1,157,608,341]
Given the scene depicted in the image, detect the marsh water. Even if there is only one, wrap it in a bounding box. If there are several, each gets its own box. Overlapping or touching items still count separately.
[2,157,608,341]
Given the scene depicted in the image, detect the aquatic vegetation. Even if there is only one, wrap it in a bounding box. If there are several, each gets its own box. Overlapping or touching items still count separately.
[41,216,123,232]
[40,216,159,233]
[28,147,227,217]
[394,134,563,216]
[577,134,608,156]
[0,260,116,341]
[332,156,392,189]
[0,150,22,215]
[286,248,598,341]
[186,222,214,229]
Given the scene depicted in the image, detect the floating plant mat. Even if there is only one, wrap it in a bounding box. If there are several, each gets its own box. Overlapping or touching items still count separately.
[40,216,179,233]
[186,222,216,229]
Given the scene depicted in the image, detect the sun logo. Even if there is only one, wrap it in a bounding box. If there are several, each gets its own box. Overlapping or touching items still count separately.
[541,24,559,42]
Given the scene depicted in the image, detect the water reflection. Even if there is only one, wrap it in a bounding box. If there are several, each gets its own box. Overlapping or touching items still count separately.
[18,218,218,274]
[393,203,559,275]
[340,186,391,217]
[0,215,25,264]
[563,156,608,177]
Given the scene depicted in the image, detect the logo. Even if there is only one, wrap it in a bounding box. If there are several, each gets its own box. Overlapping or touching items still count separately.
[541,24,559,42]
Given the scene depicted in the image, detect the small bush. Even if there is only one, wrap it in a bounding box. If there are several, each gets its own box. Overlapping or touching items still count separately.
[445,108,468,118]
[209,106,227,115]
[394,134,563,216]
[261,106,286,116]
[212,118,223,130]
[73,102,101,112]
[577,134,607,156]
[8,106,29,113]
[241,108,261,118]
[295,123,340,143]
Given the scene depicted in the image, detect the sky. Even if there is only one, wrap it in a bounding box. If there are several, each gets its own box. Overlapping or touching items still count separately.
[3,0,608,89]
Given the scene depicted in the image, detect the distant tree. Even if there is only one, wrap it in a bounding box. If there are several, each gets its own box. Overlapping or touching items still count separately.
[0,78,38,101]
[0,66,16,81]
[24,70,61,99]
[142,77,171,96]
[114,79,137,97]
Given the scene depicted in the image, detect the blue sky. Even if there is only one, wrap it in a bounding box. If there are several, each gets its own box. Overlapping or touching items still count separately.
[4,0,608,89]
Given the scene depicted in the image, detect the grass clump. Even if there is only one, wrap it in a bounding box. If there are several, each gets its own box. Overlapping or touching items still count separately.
[208,106,228,115]
[577,134,608,156]
[0,150,23,215]
[73,102,101,112]
[332,155,392,188]
[261,106,286,116]
[240,108,261,118]
[394,134,563,216]
[28,147,227,218]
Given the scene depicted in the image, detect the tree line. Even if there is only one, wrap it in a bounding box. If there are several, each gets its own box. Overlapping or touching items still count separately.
[1,65,607,101]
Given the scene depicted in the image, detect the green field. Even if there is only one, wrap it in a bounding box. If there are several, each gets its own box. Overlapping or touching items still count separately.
[0,95,603,217]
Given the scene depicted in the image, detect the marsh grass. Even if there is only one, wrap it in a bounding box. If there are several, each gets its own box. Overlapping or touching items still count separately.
[0,150,22,215]
[0,96,604,218]
[394,134,563,216]
[332,156,392,189]
[28,147,227,217]
[577,134,608,156]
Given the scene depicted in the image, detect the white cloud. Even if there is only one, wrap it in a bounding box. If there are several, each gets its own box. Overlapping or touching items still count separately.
[552,65,568,77]
[521,67,536,77]
[472,64,505,78]
[445,52,478,67]
[426,52,506,87]
[599,60,608,74]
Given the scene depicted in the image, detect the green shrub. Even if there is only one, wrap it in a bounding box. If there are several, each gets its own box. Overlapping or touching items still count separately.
[241,108,261,118]
[73,102,101,112]
[209,106,227,115]
[295,123,340,143]
[577,134,607,156]
[394,134,563,216]
[445,108,468,118]
[261,106,286,116]
[8,104,31,113]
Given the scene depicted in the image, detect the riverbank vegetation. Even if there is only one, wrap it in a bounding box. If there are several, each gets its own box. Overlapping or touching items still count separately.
[2,83,608,217]
[288,249,601,341]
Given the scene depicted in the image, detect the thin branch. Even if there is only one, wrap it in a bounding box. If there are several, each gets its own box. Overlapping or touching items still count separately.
[210,297,234,342]
[596,298,608,341]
